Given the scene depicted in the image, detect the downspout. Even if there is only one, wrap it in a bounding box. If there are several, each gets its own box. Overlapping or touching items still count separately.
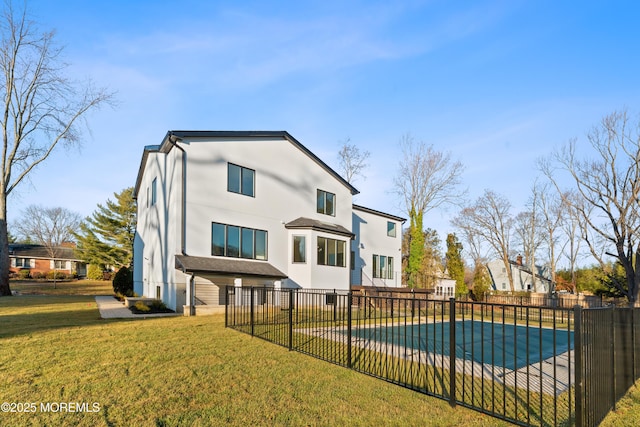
[168,134,195,315]
[168,134,187,256]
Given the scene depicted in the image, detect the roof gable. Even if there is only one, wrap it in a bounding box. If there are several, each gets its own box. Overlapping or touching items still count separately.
[134,131,359,199]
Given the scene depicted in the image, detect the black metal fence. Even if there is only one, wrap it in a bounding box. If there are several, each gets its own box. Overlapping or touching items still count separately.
[225,287,640,427]
[574,306,640,426]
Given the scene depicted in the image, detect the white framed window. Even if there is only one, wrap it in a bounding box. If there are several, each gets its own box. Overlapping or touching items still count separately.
[15,258,32,268]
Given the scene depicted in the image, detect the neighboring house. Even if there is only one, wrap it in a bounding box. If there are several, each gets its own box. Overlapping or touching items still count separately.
[486,256,552,293]
[432,278,456,300]
[9,243,87,277]
[133,131,405,315]
[351,205,405,287]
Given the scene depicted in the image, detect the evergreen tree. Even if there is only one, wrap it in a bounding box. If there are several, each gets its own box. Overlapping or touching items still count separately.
[402,226,442,288]
[445,233,466,295]
[472,264,492,300]
[75,187,136,269]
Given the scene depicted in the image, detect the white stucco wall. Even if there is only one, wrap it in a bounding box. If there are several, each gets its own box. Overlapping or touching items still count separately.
[134,146,183,311]
[351,207,403,287]
[134,133,356,310]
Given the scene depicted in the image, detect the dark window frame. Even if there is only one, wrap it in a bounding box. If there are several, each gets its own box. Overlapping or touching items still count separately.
[228,163,255,197]
[317,236,346,267]
[211,222,268,261]
[316,189,336,216]
[387,221,397,237]
[293,235,306,263]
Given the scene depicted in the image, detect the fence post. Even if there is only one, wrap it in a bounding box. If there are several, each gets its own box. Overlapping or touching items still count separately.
[610,306,616,411]
[250,288,255,336]
[574,305,583,427]
[347,292,353,369]
[288,289,294,351]
[449,297,456,407]
[224,286,228,328]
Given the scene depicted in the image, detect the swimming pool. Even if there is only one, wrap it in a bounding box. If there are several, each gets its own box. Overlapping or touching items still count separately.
[350,320,573,370]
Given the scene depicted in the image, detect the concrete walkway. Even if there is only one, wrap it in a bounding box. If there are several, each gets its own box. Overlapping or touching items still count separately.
[95,296,179,319]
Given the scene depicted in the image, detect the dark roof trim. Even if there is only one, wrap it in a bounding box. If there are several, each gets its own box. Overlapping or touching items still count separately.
[133,144,161,199]
[285,217,354,238]
[133,131,359,199]
[352,204,406,223]
[175,255,287,279]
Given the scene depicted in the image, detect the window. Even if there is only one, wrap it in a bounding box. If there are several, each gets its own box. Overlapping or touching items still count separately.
[293,236,306,263]
[15,258,31,268]
[387,221,397,237]
[228,163,255,197]
[151,178,157,206]
[316,189,335,216]
[54,260,66,269]
[326,293,337,305]
[211,222,267,261]
[317,237,346,267]
[373,255,394,279]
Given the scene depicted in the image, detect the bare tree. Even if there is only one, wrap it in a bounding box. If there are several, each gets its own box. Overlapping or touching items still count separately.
[513,183,544,292]
[452,190,515,291]
[15,205,82,287]
[559,191,584,293]
[541,109,640,304]
[337,138,370,184]
[0,2,113,296]
[537,184,567,293]
[394,134,465,286]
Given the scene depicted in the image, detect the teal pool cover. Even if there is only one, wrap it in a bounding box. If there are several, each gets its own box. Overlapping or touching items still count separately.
[350,320,573,371]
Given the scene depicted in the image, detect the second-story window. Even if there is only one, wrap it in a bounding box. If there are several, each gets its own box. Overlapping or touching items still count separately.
[387,221,397,237]
[151,178,157,206]
[316,189,335,216]
[228,163,255,197]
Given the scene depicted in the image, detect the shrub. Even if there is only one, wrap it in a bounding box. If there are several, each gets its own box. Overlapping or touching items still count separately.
[87,264,103,280]
[47,270,68,281]
[112,266,133,296]
[18,269,31,279]
[134,301,150,312]
[150,300,168,311]
[32,272,46,280]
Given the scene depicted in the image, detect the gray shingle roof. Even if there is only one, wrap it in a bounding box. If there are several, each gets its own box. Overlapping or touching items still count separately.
[175,255,287,279]
[9,244,81,261]
[284,217,354,238]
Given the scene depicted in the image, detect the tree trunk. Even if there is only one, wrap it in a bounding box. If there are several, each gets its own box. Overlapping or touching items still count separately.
[0,195,12,296]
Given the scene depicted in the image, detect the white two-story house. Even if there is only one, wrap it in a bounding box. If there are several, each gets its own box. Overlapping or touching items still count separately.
[486,256,553,294]
[133,131,404,315]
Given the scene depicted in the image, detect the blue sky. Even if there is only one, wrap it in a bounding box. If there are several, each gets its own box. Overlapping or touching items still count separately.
[11,0,640,252]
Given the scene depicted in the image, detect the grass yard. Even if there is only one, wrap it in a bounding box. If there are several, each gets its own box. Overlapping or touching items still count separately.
[0,283,638,426]
[10,279,113,296]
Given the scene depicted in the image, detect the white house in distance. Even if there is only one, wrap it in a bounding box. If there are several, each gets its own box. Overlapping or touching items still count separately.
[486,256,553,293]
[133,131,405,315]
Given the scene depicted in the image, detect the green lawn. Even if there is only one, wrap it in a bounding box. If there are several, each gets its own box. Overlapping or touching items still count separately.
[0,283,638,426]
